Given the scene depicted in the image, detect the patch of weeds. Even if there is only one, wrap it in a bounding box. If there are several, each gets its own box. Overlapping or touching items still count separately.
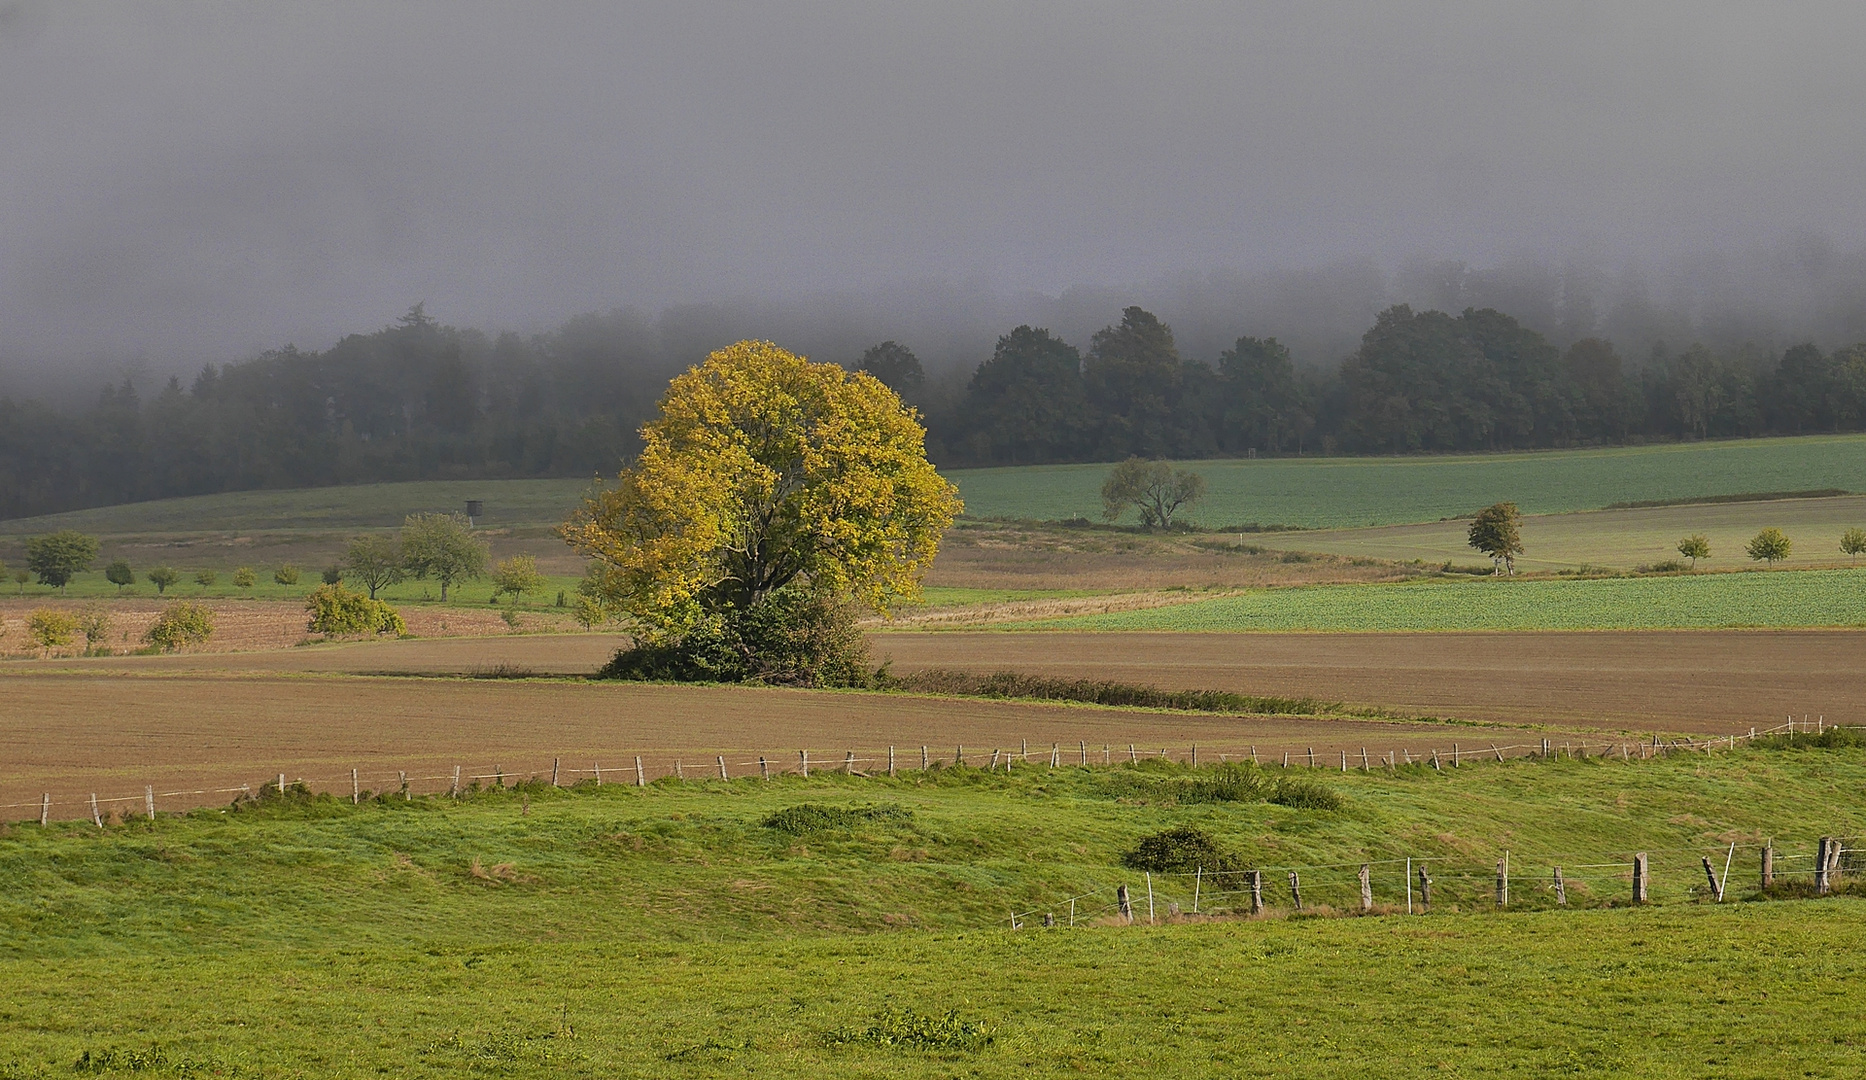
[421,1030,580,1067]
[1177,762,1277,804]
[75,1046,234,1075]
[885,669,1327,716]
[1270,779,1345,811]
[1122,826,1249,874]
[761,803,914,834]
[665,1038,756,1062]
[1753,727,1865,750]
[825,1008,992,1053]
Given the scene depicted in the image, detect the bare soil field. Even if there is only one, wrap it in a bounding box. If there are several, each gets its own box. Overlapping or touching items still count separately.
[0,672,1516,820]
[871,630,1862,731]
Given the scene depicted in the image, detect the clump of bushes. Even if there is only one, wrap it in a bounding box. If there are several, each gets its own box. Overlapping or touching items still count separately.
[760,803,912,834]
[304,584,406,637]
[145,601,215,651]
[273,564,300,586]
[601,585,871,687]
[825,1008,992,1052]
[1754,726,1866,751]
[1122,826,1249,874]
[1270,778,1346,811]
[1169,763,1347,810]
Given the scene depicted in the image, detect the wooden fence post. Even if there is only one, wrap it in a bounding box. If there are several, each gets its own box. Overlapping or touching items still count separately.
[1079,741,1086,766]
[1282,751,1290,768]
[398,770,408,800]
[1541,738,1551,758]
[1146,872,1155,924]
[922,746,929,770]
[1633,852,1649,903]
[1816,837,1833,894]
[551,758,560,786]
[1192,867,1202,913]
[1129,744,1138,763]
[1288,871,1302,910]
[1418,862,1432,909]
[1250,870,1264,914]
[1250,745,1258,765]
[1496,854,1508,907]
[1117,884,1132,922]
[674,761,684,781]
[145,785,155,821]
[1307,747,1316,768]
[888,746,896,777]
[1339,750,1347,772]
[843,751,856,775]
[1553,866,1566,905]
[1104,745,1111,765]
[495,766,503,788]
[1761,843,1773,889]
[989,748,1001,770]
[718,755,729,781]
[634,756,644,787]
[1702,857,1724,901]
[278,772,286,796]
[800,750,809,778]
[594,762,602,787]
[452,766,461,797]
[1491,744,1503,762]
[760,757,769,780]
[90,794,102,828]
[1021,739,1028,762]
[39,793,49,827]
[352,769,359,804]
[955,745,963,766]
[1452,743,1460,767]
[1430,750,1442,771]
[1361,747,1370,771]
[1359,864,1372,912]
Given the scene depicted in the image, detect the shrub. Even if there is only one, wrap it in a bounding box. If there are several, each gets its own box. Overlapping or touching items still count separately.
[491,553,545,603]
[26,609,76,648]
[304,584,407,636]
[1270,779,1345,811]
[1638,559,1688,573]
[232,567,256,589]
[760,803,912,834]
[825,1009,991,1052]
[1754,726,1866,750]
[194,569,218,588]
[147,566,180,595]
[104,560,135,592]
[1747,528,1792,565]
[145,602,215,651]
[274,564,300,586]
[320,564,343,585]
[600,585,871,687]
[1122,826,1248,873]
[886,669,1325,716]
[77,606,111,648]
[1177,762,1277,803]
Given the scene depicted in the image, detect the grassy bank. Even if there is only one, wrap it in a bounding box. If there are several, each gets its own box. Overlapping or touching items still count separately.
[0,746,1862,1074]
[1021,567,1866,632]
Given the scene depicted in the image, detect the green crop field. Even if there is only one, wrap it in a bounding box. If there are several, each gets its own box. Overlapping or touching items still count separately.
[8,433,1866,544]
[1244,493,1866,572]
[952,433,1866,528]
[0,744,1862,1076]
[1024,567,1866,632]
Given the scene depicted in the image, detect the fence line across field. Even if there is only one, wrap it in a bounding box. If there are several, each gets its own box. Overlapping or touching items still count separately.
[4,716,1851,824]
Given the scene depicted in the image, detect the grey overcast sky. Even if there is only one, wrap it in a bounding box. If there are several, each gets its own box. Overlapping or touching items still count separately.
[3,2,1864,366]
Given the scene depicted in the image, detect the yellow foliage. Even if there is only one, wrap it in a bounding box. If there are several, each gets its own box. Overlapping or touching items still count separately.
[561,340,960,633]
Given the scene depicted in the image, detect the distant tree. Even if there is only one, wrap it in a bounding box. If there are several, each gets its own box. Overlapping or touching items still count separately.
[304,584,406,637]
[856,341,925,397]
[1677,534,1710,568]
[959,326,1089,464]
[491,553,546,604]
[194,569,218,589]
[1100,458,1206,530]
[25,530,99,592]
[105,560,135,592]
[147,566,181,595]
[1467,502,1525,575]
[232,566,256,589]
[343,534,404,600]
[27,609,76,649]
[274,564,301,587]
[400,512,489,601]
[1216,336,1312,455]
[320,564,343,585]
[77,606,112,649]
[1084,307,1186,458]
[10,568,27,596]
[1746,528,1792,566]
[1563,338,1631,441]
[1842,528,1866,565]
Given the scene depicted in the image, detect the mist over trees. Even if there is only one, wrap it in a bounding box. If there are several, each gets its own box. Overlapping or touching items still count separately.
[11,247,1866,521]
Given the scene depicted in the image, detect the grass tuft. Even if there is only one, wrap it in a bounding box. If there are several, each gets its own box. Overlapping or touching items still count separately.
[886,668,1327,715]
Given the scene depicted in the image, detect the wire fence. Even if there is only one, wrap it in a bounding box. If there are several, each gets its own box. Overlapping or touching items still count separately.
[2,715,1849,831]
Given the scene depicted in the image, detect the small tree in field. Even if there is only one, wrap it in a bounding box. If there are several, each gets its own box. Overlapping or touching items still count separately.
[274,564,301,586]
[194,569,218,590]
[147,566,181,595]
[105,560,135,592]
[343,534,403,599]
[26,530,99,592]
[145,601,215,651]
[1677,534,1710,568]
[1467,502,1524,575]
[1747,528,1791,566]
[232,567,256,589]
[1100,458,1206,530]
[1842,528,1866,565]
[11,568,27,596]
[78,607,111,650]
[401,513,489,601]
[27,609,76,649]
[491,553,546,604]
[304,584,406,636]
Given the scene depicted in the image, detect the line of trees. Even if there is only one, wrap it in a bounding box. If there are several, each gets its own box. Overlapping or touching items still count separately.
[6,301,1866,520]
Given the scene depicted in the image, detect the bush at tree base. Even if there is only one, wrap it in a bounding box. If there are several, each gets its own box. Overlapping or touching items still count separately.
[597,585,872,687]
[145,602,214,651]
[304,584,407,636]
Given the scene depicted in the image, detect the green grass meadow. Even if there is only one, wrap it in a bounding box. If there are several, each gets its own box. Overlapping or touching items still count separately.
[0,745,1862,1076]
[1025,567,1866,632]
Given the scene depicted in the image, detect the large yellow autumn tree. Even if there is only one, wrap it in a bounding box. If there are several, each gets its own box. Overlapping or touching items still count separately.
[560,340,961,684]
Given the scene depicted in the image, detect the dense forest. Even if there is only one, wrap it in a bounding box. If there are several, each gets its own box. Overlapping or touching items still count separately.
[3,299,1864,521]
